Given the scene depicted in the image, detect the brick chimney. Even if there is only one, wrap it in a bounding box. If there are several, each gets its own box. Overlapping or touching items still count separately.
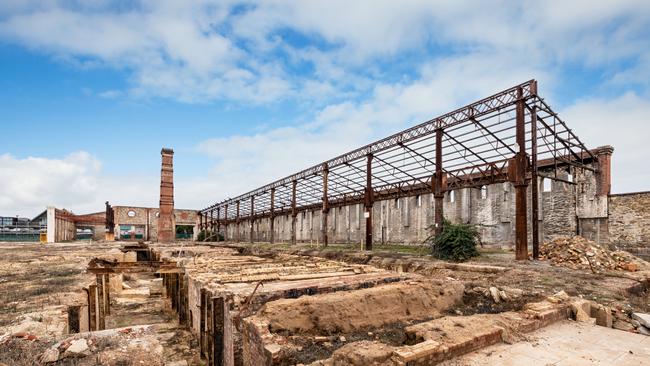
[595,145,614,196]
[158,148,175,242]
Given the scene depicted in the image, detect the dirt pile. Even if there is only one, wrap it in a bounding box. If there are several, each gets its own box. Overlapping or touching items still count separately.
[261,279,464,334]
[540,236,650,272]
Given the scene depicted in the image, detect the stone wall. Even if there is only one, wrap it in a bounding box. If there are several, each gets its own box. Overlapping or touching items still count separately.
[608,192,650,251]
[221,164,603,248]
[216,147,629,249]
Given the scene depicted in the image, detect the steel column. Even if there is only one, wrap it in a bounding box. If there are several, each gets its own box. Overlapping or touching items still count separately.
[531,106,540,260]
[365,153,374,250]
[236,201,240,243]
[434,128,445,236]
[321,163,329,246]
[514,87,529,260]
[224,203,228,240]
[270,188,275,244]
[216,207,221,240]
[291,180,297,245]
[250,195,255,243]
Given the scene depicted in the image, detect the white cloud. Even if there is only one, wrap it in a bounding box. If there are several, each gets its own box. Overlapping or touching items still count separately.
[0,151,102,216]
[1,1,649,213]
[194,50,552,203]
[0,1,648,103]
[563,92,650,193]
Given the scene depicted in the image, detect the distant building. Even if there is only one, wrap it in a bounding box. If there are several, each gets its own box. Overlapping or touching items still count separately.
[112,205,197,241]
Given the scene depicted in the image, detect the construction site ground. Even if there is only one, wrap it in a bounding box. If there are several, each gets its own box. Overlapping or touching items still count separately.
[0,240,648,365]
[233,242,650,315]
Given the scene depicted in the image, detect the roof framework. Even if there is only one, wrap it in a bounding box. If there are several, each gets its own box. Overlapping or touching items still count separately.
[199,80,596,258]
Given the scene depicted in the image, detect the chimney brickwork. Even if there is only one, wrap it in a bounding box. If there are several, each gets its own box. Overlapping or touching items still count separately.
[158,148,175,242]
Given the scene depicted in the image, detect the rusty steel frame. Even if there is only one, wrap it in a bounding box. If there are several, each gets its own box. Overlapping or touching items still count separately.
[201,80,596,258]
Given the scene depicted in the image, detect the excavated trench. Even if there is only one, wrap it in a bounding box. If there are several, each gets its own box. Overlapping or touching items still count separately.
[48,243,648,366]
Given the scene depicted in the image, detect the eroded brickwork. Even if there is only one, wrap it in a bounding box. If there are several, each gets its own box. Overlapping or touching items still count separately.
[158,148,175,242]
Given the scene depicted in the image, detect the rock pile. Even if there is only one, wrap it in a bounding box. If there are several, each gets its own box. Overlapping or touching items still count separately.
[540,236,650,272]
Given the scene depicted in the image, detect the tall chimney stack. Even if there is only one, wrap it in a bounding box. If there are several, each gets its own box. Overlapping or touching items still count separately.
[158,148,175,242]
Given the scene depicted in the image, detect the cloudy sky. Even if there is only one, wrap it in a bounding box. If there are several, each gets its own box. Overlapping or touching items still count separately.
[1,0,649,218]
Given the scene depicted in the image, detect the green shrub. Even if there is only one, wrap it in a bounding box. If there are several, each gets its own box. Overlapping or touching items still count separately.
[426,219,480,262]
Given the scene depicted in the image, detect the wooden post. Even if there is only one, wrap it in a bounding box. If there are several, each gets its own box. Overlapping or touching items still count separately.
[213,297,224,366]
[104,274,110,316]
[88,284,97,331]
[200,289,206,359]
[96,275,105,330]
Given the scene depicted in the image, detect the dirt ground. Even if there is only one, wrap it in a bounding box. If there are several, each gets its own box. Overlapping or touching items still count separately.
[1,240,648,366]
[242,242,650,314]
[0,241,199,366]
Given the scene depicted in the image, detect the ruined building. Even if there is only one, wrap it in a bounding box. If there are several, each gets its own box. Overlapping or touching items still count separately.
[200,80,650,259]
[42,149,199,243]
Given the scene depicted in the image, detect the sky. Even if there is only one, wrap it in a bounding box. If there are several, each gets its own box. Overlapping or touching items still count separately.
[1,0,649,218]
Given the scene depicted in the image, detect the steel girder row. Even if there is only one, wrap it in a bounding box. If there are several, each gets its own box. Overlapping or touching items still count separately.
[199,79,595,260]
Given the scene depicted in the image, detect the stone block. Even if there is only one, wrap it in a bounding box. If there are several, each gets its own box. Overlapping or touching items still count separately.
[124,251,137,262]
[109,274,123,293]
[570,299,594,323]
[64,338,89,357]
[120,287,150,298]
[591,305,613,328]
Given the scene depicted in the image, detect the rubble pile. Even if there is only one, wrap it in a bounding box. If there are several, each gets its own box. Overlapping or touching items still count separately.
[540,236,650,272]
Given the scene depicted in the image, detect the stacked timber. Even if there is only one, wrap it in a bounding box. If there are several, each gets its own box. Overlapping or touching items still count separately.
[540,236,650,272]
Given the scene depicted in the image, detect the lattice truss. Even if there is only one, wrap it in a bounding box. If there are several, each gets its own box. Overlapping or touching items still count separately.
[201,80,594,223]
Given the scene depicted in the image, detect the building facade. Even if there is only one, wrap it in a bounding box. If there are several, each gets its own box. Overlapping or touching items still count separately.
[113,206,198,242]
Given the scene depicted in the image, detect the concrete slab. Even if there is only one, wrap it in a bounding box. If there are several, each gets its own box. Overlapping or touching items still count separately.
[439,320,650,366]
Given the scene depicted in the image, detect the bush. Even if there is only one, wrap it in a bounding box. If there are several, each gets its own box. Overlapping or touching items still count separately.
[426,219,480,262]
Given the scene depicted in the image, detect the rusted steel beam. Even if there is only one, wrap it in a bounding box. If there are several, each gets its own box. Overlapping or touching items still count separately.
[216,207,221,239]
[365,153,374,250]
[291,180,297,245]
[434,128,445,236]
[236,201,240,243]
[322,163,329,246]
[471,117,517,155]
[443,130,491,165]
[201,80,538,215]
[250,195,255,243]
[514,86,529,261]
[531,106,540,260]
[270,188,275,244]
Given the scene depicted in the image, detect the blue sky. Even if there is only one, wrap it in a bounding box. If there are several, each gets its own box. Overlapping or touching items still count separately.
[1,0,649,217]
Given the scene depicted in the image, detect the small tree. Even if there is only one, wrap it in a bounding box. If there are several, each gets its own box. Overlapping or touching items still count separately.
[426,219,480,262]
